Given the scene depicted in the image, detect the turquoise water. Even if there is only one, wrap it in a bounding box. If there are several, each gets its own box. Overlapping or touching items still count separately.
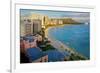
[48,24,90,59]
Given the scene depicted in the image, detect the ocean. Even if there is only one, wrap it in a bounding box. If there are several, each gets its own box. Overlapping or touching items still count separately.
[48,24,90,59]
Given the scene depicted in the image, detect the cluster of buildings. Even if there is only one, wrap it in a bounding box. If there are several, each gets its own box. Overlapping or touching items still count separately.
[20,13,70,36]
[20,14,45,36]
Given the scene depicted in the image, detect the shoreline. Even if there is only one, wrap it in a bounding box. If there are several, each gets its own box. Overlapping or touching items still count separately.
[44,26,88,59]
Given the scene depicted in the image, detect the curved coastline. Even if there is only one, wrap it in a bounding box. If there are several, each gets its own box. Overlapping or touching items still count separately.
[45,25,88,60]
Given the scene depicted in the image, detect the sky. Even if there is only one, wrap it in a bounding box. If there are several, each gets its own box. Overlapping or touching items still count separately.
[20,9,90,23]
